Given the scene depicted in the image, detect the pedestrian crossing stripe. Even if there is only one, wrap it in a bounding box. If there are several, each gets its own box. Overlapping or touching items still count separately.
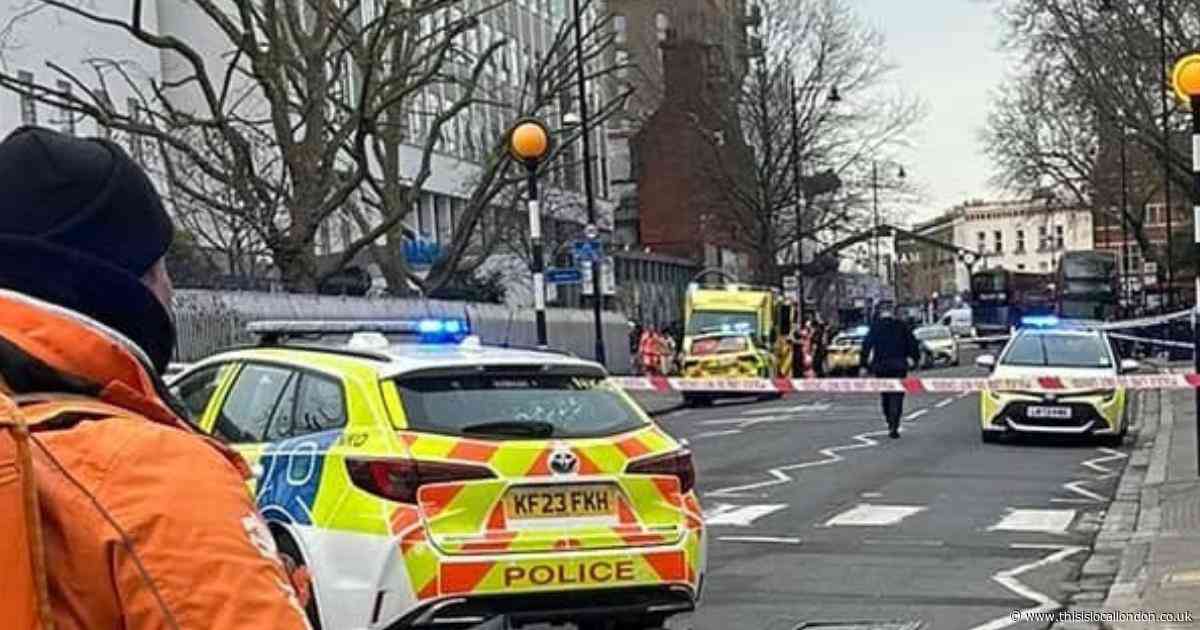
[824,504,926,527]
[986,509,1076,534]
[703,503,787,526]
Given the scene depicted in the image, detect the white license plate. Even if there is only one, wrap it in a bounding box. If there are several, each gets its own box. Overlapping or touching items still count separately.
[1027,406,1072,419]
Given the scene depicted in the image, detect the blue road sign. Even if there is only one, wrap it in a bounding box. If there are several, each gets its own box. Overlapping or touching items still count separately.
[545,267,584,284]
[571,240,602,262]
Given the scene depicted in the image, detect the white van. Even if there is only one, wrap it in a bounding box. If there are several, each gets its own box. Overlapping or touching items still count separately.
[939,307,975,338]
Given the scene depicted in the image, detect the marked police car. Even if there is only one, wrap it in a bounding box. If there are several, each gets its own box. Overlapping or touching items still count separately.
[168,319,705,630]
[976,317,1139,445]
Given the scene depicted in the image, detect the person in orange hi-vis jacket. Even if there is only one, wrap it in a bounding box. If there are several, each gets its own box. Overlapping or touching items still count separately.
[0,126,311,630]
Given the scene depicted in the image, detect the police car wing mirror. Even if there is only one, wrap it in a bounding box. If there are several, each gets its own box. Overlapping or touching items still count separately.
[1119,358,1141,374]
[975,354,996,370]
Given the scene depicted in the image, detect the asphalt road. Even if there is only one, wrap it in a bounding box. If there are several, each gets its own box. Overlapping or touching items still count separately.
[657,356,1134,630]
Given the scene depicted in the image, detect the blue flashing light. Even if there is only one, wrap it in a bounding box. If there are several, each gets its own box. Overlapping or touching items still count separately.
[1020,315,1060,329]
[415,318,470,341]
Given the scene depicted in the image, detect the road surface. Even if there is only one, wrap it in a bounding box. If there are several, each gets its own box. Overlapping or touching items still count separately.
[659,358,1131,630]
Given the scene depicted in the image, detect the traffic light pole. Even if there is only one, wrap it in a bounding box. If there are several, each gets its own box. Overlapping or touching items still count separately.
[527,169,547,348]
[1190,94,1199,477]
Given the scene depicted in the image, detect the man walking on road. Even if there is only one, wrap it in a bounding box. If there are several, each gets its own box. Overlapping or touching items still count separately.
[860,307,921,439]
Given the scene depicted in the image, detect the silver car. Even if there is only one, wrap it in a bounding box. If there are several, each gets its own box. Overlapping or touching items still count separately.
[915,325,960,368]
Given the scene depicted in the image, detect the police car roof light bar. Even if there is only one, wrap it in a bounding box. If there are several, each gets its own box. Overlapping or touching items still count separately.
[248,318,471,345]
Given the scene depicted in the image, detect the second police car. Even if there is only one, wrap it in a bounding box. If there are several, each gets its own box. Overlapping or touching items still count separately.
[976,317,1139,445]
[169,319,704,629]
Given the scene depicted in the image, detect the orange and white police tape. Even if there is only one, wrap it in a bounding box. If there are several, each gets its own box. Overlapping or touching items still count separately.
[610,373,1200,394]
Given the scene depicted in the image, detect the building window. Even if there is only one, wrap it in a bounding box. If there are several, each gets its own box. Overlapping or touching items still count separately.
[1054,225,1064,250]
[1038,225,1048,251]
[993,230,1003,254]
[1016,229,1025,253]
[1039,261,1049,271]
[18,70,36,124]
[976,231,985,251]
[54,80,74,135]
[1018,264,1026,270]
[613,14,627,45]
[127,98,143,163]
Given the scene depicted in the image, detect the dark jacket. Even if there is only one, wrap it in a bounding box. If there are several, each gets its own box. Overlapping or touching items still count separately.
[860,317,921,373]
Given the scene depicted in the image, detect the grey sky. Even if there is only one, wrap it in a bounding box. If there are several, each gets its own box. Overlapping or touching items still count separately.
[853,0,1017,222]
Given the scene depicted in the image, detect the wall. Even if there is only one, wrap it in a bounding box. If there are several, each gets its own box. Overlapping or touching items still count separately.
[173,289,633,373]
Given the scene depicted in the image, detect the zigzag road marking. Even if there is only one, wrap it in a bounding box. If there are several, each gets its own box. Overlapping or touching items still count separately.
[1059,447,1128,503]
[703,401,953,498]
[707,428,893,497]
[968,544,1086,630]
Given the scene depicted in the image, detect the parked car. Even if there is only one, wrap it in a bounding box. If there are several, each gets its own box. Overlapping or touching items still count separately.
[915,325,960,368]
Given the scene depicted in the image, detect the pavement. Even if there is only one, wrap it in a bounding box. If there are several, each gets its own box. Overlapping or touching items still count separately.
[1045,389,1200,629]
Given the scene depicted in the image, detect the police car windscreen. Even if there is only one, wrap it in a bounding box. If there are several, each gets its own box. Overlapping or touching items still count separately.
[394,374,647,439]
[1001,333,1111,368]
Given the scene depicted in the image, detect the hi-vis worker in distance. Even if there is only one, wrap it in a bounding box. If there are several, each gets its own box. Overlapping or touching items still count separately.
[0,127,310,629]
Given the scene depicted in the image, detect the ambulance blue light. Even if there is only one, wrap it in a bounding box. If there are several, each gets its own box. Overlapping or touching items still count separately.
[1021,315,1059,329]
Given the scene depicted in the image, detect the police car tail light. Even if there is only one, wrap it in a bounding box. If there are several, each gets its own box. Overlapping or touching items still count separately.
[625,449,695,494]
[345,458,494,504]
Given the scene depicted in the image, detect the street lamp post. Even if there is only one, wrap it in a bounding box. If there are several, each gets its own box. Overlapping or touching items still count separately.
[790,75,805,318]
[1169,52,1200,476]
[1120,121,1131,309]
[872,162,879,279]
[872,162,905,279]
[1158,0,1175,305]
[570,0,607,367]
[509,118,554,347]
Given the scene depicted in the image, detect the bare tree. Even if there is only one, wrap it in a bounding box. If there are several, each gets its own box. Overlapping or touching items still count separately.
[0,0,625,295]
[701,0,924,283]
[983,0,1200,268]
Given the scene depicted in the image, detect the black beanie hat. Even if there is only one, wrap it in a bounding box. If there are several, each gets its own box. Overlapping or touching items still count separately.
[0,126,176,373]
[0,126,173,275]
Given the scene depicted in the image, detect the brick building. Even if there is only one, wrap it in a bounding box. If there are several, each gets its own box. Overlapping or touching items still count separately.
[1092,125,1194,304]
[605,0,758,276]
[895,212,961,309]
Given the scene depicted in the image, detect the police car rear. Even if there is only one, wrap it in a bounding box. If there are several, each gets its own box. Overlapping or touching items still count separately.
[977,318,1138,444]
[172,319,704,630]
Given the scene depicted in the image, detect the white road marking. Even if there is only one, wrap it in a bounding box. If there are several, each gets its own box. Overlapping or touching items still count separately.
[741,403,830,416]
[935,397,955,408]
[1049,497,1095,504]
[693,429,742,440]
[824,504,926,527]
[987,509,1076,534]
[1059,448,1128,503]
[958,392,972,399]
[718,535,802,545]
[703,503,787,526]
[701,405,833,428]
[863,538,945,547]
[1061,480,1107,503]
[905,409,928,421]
[708,429,891,497]
[1081,447,1128,475]
[861,491,884,498]
[967,545,1086,630]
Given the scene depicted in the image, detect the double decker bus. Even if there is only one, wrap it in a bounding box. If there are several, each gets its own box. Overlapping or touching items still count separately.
[1055,250,1119,321]
[969,268,1055,337]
